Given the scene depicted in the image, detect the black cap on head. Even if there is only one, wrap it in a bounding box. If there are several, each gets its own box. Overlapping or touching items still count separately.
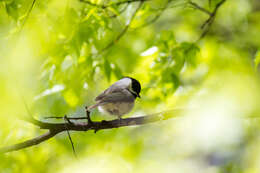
[125,77,141,98]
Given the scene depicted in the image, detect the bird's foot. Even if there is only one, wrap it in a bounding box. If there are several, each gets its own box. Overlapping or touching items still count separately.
[85,106,93,125]
[118,117,122,125]
[64,115,73,124]
[94,129,99,133]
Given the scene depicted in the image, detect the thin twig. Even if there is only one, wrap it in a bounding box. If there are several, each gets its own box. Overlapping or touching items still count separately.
[64,116,77,158]
[107,4,129,18]
[188,1,211,15]
[18,0,36,34]
[79,0,148,9]
[208,0,212,7]
[99,0,144,53]
[66,130,77,158]
[133,0,168,29]
[134,1,187,29]
[197,0,226,40]
[113,0,148,6]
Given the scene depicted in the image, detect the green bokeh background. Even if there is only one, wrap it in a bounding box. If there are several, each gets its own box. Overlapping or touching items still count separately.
[1,0,260,172]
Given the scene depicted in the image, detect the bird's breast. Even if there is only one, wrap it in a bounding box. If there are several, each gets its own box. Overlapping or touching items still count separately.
[98,102,135,117]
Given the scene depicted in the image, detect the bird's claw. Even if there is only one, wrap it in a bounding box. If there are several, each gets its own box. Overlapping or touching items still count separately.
[85,106,93,125]
[94,129,99,133]
[64,115,73,124]
[119,117,122,125]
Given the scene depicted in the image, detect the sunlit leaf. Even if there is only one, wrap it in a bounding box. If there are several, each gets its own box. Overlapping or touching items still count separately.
[140,46,158,57]
[113,64,123,79]
[5,1,19,20]
[63,89,79,107]
[180,42,200,66]
[104,58,111,81]
[61,55,74,71]
[254,50,260,70]
[34,84,65,100]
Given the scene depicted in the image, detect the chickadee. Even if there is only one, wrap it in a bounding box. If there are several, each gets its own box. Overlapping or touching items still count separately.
[87,77,141,120]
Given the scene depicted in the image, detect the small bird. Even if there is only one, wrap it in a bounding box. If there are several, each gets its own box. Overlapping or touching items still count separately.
[87,77,141,121]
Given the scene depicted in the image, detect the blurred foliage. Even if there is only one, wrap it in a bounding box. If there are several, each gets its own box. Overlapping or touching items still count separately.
[1,0,260,172]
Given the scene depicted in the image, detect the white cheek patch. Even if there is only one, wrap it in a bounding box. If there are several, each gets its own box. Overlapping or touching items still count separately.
[129,87,137,95]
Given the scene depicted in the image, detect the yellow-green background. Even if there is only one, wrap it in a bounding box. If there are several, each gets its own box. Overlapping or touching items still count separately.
[1,0,260,172]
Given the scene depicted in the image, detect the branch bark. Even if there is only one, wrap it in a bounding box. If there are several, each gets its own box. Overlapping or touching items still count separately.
[0,109,182,154]
[0,130,59,153]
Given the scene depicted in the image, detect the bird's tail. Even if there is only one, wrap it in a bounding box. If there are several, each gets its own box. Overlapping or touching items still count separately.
[86,103,99,111]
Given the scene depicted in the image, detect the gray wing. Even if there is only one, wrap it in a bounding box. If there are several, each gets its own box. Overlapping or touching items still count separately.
[95,83,122,101]
[95,87,114,101]
[95,88,135,103]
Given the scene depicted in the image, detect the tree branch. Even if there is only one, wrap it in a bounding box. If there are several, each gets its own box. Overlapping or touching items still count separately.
[0,130,59,153]
[0,109,182,154]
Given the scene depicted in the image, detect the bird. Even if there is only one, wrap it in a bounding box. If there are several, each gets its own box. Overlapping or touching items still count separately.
[86,77,141,122]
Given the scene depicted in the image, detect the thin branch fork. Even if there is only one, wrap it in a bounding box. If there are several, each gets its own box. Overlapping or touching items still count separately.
[189,0,227,40]
[198,0,226,40]
[0,109,182,154]
[188,1,211,16]
[201,0,226,29]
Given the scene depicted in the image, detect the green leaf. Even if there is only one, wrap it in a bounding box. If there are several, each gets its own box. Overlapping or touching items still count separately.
[63,89,79,107]
[180,42,200,66]
[113,64,123,79]
[254,50,260,70]
[61,55,73,71]
[160,30,175,41]
[171,48,185,74]
[171,73,180,90]
[157,30,176,51]
[5,1,19,20]
[104,58,111,81]
[161,68,180,93]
